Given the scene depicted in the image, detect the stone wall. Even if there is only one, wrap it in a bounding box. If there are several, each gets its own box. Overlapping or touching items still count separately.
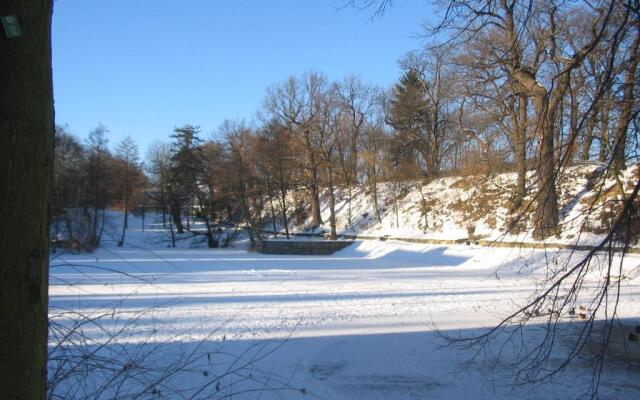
[260,240,353,255]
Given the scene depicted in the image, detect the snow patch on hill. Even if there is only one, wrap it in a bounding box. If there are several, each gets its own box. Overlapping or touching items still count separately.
[289,164,639,247]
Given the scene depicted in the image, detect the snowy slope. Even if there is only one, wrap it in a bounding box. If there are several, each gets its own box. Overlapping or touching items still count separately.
[289,164,640,247]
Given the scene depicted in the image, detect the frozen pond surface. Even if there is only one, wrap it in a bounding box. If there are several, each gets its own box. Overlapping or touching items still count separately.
[49,236,640,399]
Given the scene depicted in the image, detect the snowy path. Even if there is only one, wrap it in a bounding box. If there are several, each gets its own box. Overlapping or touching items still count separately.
[49,240,640,399]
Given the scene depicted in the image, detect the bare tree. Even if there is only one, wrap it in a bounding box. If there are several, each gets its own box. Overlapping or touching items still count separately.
[115,136,141,247]
[265,72,328,228]
[86,125,111,247]
[220,120,265,249]
[336,75,378,226]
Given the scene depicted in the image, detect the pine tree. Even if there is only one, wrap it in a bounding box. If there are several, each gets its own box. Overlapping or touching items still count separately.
[386,70,435,176]
[168,124,203,233]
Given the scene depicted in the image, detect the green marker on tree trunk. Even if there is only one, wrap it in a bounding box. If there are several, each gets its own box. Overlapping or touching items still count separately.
[1,15,22,38]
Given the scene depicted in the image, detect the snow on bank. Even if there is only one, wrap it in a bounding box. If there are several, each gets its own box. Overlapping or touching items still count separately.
[295,164,640,247]
[48,216,640,399]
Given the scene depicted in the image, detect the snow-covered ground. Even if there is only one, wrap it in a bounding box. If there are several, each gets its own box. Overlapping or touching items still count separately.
[48,216,640,399]
[292,164,640,248]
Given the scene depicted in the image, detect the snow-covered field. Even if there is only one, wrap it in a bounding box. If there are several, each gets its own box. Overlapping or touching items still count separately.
[48,218,640,399]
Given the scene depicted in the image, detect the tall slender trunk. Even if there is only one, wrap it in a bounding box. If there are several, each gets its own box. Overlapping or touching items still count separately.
[564,85,580,163]
[581,110,597,161]
[515,95,528,202]
[305,132,323,226]
[554,95,564,167]
[91,204,99,245]
[278,178,290,239]
[310,182,323,227]
[348,134,359,226]
[326,167,337,240]
[97,207,107,243]
[612,26,639,175]
[370,167,382,223]
[599,95,611,162]
[0,2,54,399]
[118,188,130,247]
[118,208,128,247]
[347,185,352,228]
[171,202,184,234]
[267,183,278,238]
[123,184,130,229]
[168,211,176,248]
[240,193,263,249]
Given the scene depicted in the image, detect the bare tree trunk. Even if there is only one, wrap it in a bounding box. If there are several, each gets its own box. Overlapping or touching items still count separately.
[554,95,564,167]
[564,83,580,163]
[118,207,128,247]
[97,207,107,243]
[90,204,100,246]
[241,195,263,249]
[168,212,176,248]
[0,2,54,399]
[347,185,353,228]
[278,180,290,239]
[599,95,611,162]
[118,186,130,247]
[532,93,560,239]
[171,202,184,234]
[581,110,597,161]
[185,203,190,230]
[515,95,528,203]
[370,170,382,224]
[267,184,278,238]
[612,26,639,175]
[305,132,323,227]
[326,167,338,240]
[310,182,323,227]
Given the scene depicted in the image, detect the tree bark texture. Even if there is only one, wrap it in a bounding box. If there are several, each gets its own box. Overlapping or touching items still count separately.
[0,1,54,399]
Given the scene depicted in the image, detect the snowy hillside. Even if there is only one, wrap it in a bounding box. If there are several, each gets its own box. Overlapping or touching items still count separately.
[292,164,640,248]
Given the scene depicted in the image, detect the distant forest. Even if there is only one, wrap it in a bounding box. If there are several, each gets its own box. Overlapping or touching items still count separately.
[52,0,639,249]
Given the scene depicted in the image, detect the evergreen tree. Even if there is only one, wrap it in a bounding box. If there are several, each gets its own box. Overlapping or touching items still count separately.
[386,70,435,176]
[168,124,203,233]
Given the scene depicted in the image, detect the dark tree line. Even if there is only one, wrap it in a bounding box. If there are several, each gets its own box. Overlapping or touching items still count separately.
[52,125,147,250]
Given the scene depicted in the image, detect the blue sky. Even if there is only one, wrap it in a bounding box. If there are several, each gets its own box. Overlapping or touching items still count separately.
[53,0,434,153]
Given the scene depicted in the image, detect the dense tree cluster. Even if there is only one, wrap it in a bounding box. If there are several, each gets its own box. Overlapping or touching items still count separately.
[52,125,146,250]
[173,2,637,243]
[51,1,638,251]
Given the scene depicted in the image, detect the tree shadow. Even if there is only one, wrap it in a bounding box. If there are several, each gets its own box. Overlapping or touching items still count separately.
[47,317,640,400]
